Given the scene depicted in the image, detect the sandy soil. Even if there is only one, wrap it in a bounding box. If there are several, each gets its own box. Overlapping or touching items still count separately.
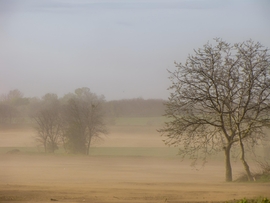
[0,127,270,202]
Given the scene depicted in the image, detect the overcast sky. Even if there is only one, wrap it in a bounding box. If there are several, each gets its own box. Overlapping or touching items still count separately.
[0,0,270,101]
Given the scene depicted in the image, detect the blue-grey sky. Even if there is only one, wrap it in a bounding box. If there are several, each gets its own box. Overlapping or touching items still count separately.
[1,0,270,100]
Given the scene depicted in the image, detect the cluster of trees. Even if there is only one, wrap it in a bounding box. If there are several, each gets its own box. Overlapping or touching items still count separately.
[159,39,270,182]
[0,88,166,154]
[0,88,107,154]
[30,87,108,154]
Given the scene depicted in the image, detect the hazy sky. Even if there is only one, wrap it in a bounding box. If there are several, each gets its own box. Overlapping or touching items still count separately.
[1,0,270,101]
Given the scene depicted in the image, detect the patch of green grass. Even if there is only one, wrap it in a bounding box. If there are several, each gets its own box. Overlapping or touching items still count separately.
[256,173,270,182]
[232,197,270,203]
[0,146,181,158]
[235,169,270,183]
[0,147,39,154]
[0,147,66,155]
[0,146,227,161]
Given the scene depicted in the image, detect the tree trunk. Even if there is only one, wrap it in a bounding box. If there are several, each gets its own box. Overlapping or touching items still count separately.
[224,145,233,182]
[86,135,92,155]
[239,140,253,181]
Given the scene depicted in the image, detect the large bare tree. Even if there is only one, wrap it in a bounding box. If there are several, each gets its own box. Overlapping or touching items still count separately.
[159,39,270,182]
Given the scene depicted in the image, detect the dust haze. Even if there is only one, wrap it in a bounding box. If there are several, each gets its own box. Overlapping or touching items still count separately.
[1,0,270,202]
[1,122,270,202]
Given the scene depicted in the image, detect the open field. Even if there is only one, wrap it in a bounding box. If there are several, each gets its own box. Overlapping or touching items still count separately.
[1,154,270,203]
[0,118,270,203]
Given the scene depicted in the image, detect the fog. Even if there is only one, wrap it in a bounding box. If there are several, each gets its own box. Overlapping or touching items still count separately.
[1,1,270,202]
[1,0,270,100]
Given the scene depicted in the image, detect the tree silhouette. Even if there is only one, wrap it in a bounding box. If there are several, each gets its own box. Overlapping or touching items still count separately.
[159,39,270,182]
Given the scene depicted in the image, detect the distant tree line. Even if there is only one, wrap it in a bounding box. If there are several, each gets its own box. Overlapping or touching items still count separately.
[0,88,166,154]
[0,91,166,126]
[105,98,166,117]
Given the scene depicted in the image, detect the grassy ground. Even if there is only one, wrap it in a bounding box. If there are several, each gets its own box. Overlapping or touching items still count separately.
[0,146,180,157]
[1,117,270,202]
[0,116,237,161]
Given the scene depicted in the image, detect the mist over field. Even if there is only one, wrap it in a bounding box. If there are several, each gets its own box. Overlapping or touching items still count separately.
[0,88,270,202]
[1,115,270,202]
[1,0,270,202]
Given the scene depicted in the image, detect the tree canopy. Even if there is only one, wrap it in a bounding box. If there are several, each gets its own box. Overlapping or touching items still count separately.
[61,87,107,154]
[159,39,270,182]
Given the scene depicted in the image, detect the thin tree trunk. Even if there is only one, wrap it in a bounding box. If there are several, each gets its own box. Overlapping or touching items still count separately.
[86,135,92,155]
[44,141,47,153]
[239,139,253,181]
[224,145,233,182]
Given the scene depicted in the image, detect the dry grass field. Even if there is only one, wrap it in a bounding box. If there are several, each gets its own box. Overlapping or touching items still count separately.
[0,121,269,203]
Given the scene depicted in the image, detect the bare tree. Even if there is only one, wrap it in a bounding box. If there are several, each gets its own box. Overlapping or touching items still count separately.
[62,87,107,154]
[159,39,270,182]
[32,94,61,153]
